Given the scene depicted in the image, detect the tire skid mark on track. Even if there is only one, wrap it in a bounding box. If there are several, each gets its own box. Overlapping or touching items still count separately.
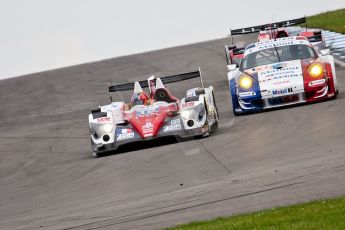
[62,181,303,230]
[75,198,202,230]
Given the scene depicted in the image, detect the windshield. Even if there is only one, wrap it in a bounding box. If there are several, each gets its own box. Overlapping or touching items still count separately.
[232,56,242,66]
[240,44,317,70]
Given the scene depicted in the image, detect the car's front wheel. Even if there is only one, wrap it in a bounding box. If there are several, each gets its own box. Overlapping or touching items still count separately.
[92,152,99,158]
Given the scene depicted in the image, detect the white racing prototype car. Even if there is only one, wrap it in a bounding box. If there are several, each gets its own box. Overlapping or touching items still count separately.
[88,70,219,157]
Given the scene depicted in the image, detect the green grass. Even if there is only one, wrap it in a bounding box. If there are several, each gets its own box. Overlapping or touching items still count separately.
[304,8,345,34]
[166,196,345,230]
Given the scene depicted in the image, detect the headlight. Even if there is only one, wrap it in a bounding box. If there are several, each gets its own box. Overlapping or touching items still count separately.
[308,63,324,78]
[180,104,205,120]
[239,75,253,89]
[181,110,195,120]
[99,123,113,133]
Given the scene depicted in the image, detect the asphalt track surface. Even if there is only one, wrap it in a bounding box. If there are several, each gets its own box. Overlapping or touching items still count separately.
[1,33,345,230]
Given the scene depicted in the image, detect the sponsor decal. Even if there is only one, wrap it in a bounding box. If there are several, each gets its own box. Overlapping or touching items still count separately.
[273,80,291,85]
[121,128,133,134]
[135,106,159,117]
[171,119,180,125]
[245,39,309,55]
[117,133,134,141]
[258,63,302,87]
[116,129,134,141]
[309,79,326,87]
[163,119,181,132]
[239,91,256,97]
[97,117,111,123]
[272,88,293,96]
[261,66,299,78]
[142,122,154,134]
[258,61,304,99]
[258,41,294,50]
[182,102,195,109]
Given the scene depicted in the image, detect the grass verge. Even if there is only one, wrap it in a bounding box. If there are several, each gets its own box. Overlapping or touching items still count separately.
[305,8,345,34]
[166,196,345,230]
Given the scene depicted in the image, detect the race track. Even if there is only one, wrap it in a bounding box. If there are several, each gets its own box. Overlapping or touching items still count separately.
[1,33,345,230]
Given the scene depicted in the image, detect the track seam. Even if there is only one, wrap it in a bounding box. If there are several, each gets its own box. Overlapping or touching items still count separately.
[199,140,232,175]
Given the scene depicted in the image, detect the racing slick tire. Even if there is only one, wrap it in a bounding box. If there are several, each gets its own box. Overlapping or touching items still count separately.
[335,88,339,99]
[212,91,219,120]
[91,139,101,158]
[202,101,211,138]
[225,47,231,65]
[210,93,219,131]
[92,152,99,158]
[201,98,218,138]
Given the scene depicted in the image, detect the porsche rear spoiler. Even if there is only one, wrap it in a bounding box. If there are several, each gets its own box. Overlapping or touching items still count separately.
[108,69,203,93]
[230,17,306,36]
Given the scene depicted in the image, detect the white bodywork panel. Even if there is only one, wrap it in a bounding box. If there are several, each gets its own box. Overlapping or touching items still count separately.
[181,86,217,130]
[256,60,305,99]
[134,82,143,93]
[155,78,165,89]
[227,68,240,81]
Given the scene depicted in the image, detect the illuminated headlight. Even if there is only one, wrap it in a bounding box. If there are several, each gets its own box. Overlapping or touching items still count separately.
[308,63,324,78]
[99,123,113,133]
[238,75,253,89]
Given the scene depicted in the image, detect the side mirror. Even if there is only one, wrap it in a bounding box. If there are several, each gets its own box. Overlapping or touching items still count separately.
[320,49,330,56]
[227,64,238,72]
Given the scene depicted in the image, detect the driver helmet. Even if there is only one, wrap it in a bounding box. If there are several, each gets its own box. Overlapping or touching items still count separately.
[130,92,149,106]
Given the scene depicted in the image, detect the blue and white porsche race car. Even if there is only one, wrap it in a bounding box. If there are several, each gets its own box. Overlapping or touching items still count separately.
[227,36,338,115]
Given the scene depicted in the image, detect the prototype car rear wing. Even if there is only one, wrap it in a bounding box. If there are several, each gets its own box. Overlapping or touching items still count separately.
[228,17,306,45]
[230,17,306,36]
[109,71,201,92]
[108,70,202,92]
[108,69,204,102]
